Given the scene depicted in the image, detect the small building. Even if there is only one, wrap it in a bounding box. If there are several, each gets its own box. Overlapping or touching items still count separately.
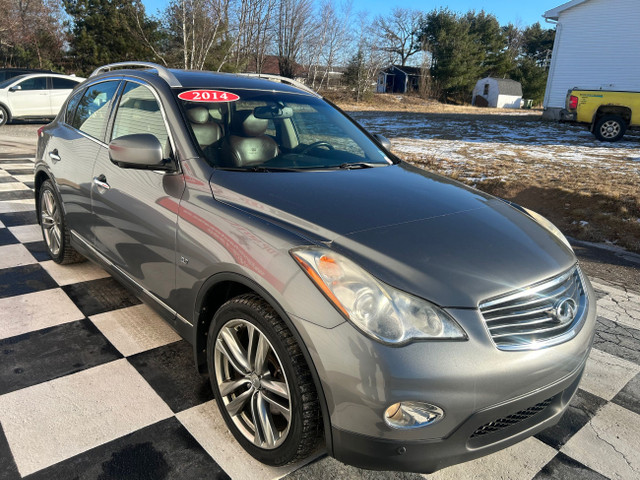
[472,78,523,109]
[542,0,640,119]
[377,65,422,94]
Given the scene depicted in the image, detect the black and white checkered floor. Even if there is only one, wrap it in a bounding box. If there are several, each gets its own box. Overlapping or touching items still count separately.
[0,152,639,480]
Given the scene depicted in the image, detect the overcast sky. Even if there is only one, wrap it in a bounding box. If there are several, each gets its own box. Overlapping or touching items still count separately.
[141,0,565,28]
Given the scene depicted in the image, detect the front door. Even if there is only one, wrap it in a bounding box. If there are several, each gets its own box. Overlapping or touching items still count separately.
[8,76,50,117]
[90,81,184,312]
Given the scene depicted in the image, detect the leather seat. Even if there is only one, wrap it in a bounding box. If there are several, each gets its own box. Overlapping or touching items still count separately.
[223,111,278,167]
[187,107,222,149]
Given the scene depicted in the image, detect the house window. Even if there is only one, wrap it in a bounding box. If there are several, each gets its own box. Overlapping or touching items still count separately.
[483,83,490,96]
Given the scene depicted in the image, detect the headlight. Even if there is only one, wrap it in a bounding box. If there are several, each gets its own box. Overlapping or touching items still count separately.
[290,247,467,345]
[522,207,573,251]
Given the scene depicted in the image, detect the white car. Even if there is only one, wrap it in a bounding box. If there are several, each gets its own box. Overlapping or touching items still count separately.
[0,73,84,126]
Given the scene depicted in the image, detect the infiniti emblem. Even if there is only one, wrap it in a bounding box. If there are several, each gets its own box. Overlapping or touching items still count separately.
[554,297,578,325]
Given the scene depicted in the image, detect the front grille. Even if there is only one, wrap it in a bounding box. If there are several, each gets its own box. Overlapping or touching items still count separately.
[470,398,553,439]
[479,266,587,350]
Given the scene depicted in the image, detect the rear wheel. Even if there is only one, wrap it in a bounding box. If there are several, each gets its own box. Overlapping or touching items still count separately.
[0,106,8,126]
[593,115,627,142]
[39,180,84,264]
[207,294,321,466]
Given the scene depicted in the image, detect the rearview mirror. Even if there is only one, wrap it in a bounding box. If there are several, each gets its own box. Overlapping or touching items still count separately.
[374,134,392,151]
[108,134,170,170]
[253,105,293,119]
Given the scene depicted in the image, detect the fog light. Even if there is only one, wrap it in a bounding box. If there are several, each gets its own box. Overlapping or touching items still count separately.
[384,402,444,429]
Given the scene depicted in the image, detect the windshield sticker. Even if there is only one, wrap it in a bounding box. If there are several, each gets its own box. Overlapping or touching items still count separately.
[178,90,240,102]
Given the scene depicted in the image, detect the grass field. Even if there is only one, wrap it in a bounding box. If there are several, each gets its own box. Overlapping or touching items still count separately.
[341,95,640,253]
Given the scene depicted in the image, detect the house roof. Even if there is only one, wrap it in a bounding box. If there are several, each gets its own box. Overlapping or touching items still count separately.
[482,78,523,96]
[544,0,590,21]
[382,65,423,76]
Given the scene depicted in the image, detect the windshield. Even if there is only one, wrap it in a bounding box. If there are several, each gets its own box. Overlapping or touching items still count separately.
[177,88,391,170]
[0,74,27,89]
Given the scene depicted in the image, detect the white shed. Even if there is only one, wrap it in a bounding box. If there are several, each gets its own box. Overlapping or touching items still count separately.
[472,78,523,109]
[543,0,640,119]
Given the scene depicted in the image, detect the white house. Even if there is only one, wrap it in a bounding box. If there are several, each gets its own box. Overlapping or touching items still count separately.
[543,0,640,119]
[472,78,523,109]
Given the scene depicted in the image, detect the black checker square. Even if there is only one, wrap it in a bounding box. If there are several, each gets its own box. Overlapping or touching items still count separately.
[0,319,122,395]
[0,264,57,299]
[535,389,607,450]
[593,316,640,366]
[128,340,214,413]
[0,211,38,227]
[0,228,18,246]
[0,423,20,480]
[24,417,230,480]
[23,240,50,262]
[62,277,142,317]
[3,168,34,176]
[0,176,22,183]
[533,452,609,480]
[0,190,34,201]
[612,372,640,416]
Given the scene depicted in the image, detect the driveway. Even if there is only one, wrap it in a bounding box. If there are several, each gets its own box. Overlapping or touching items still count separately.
[0,125,639,479]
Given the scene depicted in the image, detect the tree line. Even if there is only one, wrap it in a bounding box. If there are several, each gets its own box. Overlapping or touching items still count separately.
[0,1,554,104]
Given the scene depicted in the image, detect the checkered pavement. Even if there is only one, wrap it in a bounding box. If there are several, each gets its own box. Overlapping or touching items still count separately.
[0,152,638,480]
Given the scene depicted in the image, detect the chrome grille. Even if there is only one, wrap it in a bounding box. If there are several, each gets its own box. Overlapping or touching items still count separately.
[479,266,587,351]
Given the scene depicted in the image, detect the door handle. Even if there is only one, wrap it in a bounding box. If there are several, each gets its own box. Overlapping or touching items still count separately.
[93,175,110,191]
[49,150,61,162]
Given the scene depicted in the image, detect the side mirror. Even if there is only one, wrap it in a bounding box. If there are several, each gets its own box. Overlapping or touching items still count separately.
[9,85,22,92]
[108,134,169,170]
[373,133,392,151]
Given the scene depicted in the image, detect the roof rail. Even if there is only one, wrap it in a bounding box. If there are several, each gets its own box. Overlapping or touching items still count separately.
[240,73,320,97]
[89,62,182,88]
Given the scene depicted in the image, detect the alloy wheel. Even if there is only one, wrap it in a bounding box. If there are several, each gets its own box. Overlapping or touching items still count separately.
[214,319,292,449]
[600,120,621,139]
[41,189,62,256]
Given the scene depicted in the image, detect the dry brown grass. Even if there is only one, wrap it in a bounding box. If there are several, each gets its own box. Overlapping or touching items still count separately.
[334,93,542,115]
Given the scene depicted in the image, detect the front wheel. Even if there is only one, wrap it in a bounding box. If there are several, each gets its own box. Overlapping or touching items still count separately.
[39,180,84,264]
[593,115,627,142]
[207,294,321,466]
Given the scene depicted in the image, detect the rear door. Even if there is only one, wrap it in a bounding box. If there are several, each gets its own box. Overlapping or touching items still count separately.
[46,80,121,241]
[7,76,49,117]
[90,80,184,313]
[50,77,82,117]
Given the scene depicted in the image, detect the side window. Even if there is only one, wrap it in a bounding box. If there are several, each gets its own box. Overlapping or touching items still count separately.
[65,89,84,124]
[72,81,119,140]
[483,83,490,96]
[52,78,80,90]
[16,77,47,91]
[111,82,171,158]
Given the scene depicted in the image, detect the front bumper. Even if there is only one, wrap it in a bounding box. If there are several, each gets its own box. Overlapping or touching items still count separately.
[331,360,584,473]
[292,273,596,473]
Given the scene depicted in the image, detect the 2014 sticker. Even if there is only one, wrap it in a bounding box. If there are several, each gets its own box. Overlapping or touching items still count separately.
[178,90,240,102]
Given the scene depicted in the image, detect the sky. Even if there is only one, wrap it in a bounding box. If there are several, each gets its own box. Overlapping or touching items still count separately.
[141,0,566,28]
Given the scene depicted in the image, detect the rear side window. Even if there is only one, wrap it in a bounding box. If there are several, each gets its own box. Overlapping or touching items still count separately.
[15,77,47,91]
[52,77,79,90]
[72,81,119,140]
[111,82,171,158]
[65,89,84,124]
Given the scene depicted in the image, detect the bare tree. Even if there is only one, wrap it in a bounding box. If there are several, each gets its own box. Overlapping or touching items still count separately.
[230,0,275,72]
[373,7,421,66]
[275,0,313,78]
[165,0,231,70]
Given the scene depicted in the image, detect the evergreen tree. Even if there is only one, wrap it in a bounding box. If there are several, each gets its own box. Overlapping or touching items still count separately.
[64,0,163,75]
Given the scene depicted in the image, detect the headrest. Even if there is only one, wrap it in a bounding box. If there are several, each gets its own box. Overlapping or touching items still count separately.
[238,111,268,137]
[186,107,210,124]
[208,106,224,121]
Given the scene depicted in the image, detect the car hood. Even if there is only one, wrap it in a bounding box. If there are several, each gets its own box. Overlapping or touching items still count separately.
[210,163,575,307]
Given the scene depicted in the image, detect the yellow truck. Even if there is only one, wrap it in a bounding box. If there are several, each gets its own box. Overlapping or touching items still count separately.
[562,89,640,142]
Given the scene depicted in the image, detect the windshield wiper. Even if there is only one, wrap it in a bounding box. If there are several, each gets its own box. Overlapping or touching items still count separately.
[337,162,386,169]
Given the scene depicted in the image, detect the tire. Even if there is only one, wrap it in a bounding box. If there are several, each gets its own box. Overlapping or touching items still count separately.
[38,180,85,264]
[0,106,8,126]
[207,294,321,466]
[593,115,627,142]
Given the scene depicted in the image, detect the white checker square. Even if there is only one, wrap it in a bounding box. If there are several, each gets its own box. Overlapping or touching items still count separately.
[0,243,36,269]
[40,259,110,286]
[8,224,42,243]
[0,359,174,476]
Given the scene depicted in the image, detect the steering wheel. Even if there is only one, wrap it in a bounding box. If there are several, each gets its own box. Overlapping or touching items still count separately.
[297,141,334,155]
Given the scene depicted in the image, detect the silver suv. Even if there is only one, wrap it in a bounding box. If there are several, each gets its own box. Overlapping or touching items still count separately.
[35,62,595,473]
